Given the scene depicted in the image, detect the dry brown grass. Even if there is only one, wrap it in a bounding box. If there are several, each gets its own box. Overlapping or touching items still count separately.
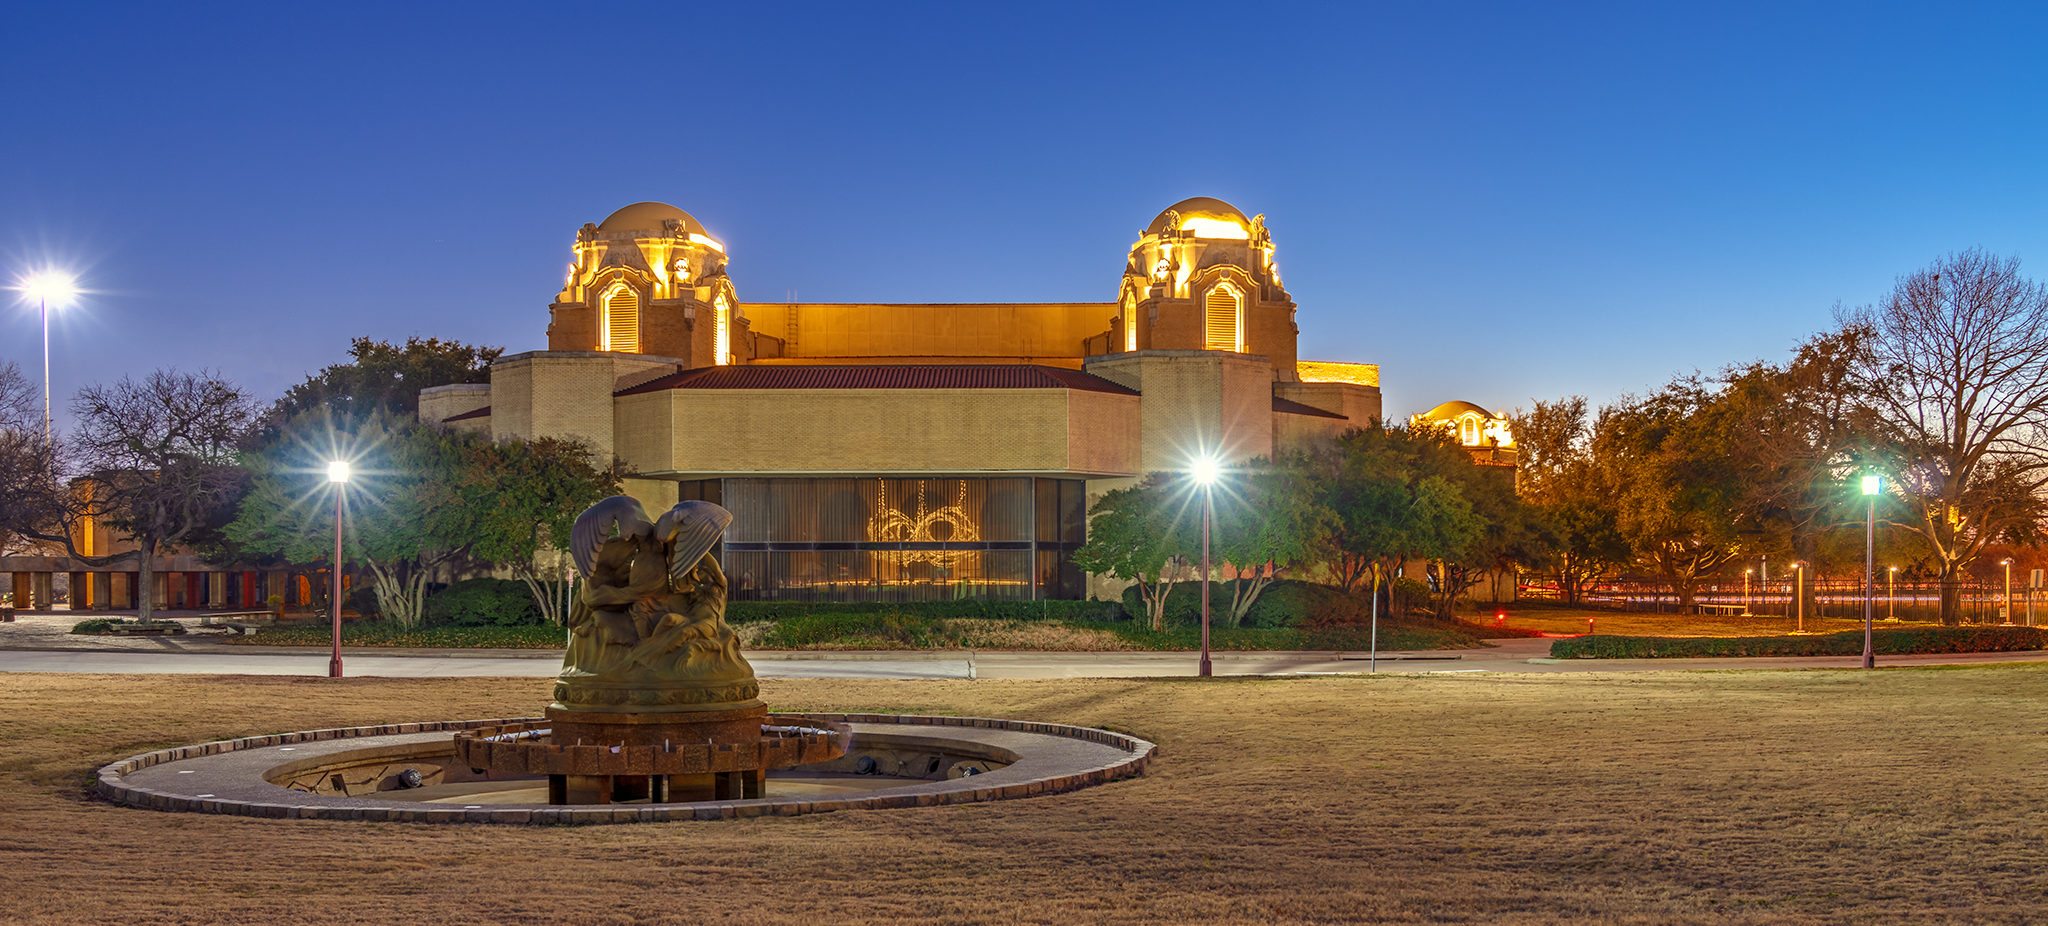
[6,667,2048,924]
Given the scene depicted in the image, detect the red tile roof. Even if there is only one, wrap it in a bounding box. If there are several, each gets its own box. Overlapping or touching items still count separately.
[1272,396,1347,420]
[615,364,1140,396]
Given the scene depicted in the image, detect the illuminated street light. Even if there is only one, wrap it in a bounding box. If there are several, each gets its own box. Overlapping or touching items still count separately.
[1192,455,1219,678]
[1888,566,1898,622]
[1744,568,1753,615]
[1862,474,1880,669]
[327,460,351,678]
[1793,561,1806,633]
[19,271,77,445]
[2002,558,2014,626]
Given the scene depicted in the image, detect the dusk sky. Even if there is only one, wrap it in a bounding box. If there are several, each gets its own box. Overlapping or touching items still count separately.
[5,2,2046,430]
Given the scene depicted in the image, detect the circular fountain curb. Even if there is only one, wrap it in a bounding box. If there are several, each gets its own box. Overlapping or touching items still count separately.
[95,713,1156,824]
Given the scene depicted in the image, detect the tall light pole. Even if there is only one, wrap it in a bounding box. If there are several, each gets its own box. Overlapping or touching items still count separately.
[1743,568,1753,614]
[1191,456,1219,678]
[1794,561,1806,633]
[2002,558,2014,626]
[327,460,350,678]
[1862,475,1880,669]
[21,272,77,445]
[1888,566,1898,622]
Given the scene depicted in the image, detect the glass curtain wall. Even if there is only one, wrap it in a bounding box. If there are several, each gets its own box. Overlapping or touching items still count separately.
[686,477,1086,602]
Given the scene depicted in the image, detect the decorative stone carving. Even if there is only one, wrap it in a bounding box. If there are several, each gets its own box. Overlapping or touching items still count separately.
[554,496,758,712]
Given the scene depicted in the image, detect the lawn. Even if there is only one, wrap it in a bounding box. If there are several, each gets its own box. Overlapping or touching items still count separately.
[1483,604,1946,639]
[6,668,2048,923]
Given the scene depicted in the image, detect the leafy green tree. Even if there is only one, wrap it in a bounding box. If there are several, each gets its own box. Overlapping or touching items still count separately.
[453,436,622,625]
[1313,426,1487,619]
[1597,382,1743,609]
[1511,397,1630,603]
[269,336,502,427]
[1072,474,1198,630]
[1208,456,1339,626]
[227,413,470,627]
[0,361,55,556]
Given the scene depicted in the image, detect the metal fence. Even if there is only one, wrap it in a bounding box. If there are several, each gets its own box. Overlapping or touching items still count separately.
[1571,578,2045,624]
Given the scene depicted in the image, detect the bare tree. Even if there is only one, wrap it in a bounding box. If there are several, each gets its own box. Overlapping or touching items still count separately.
[0,362,59,556]
[1846,249,2048,624]
[1,370,256,622]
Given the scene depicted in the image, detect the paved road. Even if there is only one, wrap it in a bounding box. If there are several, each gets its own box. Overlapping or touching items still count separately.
[6,614,2048,678]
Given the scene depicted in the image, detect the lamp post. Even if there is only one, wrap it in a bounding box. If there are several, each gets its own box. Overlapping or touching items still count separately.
[21,272,76,445]
[1888,566,1897,622]
[2002,558,2014,626]
[327,460,350,678]
[1743,569,1753,614]
[1861,474,1880,669]
[1761,556,1769,617]
[1191,456,1219,678]
[1794,561,1805,633]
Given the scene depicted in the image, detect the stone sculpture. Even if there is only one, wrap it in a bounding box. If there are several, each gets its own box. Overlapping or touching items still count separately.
[553,496,758,711]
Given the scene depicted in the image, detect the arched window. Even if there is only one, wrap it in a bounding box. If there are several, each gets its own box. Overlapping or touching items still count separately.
[713,294,731,365]
[601,283,640,352]
[1204,283,1243,352]
[1460,416,1481,446]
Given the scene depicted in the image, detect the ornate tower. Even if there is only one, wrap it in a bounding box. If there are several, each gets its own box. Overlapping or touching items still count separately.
[546,202,749,368]
[1115,197,1299,380]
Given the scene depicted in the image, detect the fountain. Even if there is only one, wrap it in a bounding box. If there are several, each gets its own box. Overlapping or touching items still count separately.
[451,496,850,803]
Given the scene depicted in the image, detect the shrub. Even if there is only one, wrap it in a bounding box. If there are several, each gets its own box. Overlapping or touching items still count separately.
[757,612,959,648]
[72,618,119,634]
[425,578,544,627]
[1119,579,1347,628]
[727,599,1121,625]
[1551,626,2048,659]
[344,585,381,620]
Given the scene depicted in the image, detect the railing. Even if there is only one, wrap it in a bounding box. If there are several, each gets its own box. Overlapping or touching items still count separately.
[1544,579,2046,624]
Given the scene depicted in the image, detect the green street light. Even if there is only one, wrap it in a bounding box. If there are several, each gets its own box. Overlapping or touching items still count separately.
[1862,474,1881,668]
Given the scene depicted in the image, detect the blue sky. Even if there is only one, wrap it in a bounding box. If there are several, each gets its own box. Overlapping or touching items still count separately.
[4,1,2046,427]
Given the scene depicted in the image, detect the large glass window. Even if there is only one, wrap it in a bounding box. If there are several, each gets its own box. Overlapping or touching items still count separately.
[712,477,1086,602]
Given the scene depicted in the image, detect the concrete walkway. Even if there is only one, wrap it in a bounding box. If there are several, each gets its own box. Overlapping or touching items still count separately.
[4,612,2047,679]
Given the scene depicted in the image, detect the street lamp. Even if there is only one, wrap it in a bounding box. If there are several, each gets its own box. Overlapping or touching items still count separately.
[2002,558,2014,626]
[1888,566,1898,622]
[327,460,350,678]
[1793,561,1806,633]
[1191,455,1220,678]
[1743,568,1753,614]
[20,272,77,445]
[1861,474,1880,669]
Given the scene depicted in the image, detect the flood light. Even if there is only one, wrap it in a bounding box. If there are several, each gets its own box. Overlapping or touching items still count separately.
[327,460,351,484]
[1191,456,1221,486]
[1861,474,1882,496]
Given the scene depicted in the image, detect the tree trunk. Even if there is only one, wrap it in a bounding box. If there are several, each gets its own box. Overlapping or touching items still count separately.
[135,540,156,623]
[1938,573,1964,626]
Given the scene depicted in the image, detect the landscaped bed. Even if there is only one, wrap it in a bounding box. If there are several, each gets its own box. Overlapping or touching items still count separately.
[1552,625,2048,658]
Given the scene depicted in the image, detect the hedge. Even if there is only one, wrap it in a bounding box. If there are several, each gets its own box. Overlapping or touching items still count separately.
[1551,626,2048,659]
[727,599,1123,624]
[424,578,544,627]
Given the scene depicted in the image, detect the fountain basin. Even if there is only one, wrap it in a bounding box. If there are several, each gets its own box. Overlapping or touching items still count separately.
[95,713,1155,824]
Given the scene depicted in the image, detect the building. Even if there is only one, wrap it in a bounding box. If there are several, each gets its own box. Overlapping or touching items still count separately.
[408,197,1386,603]
[1411,400,1517,467]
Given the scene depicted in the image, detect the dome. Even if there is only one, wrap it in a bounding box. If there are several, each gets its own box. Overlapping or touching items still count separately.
[1417,400,1495,421]
[597,201,708,237]
[1145,196,1253,237]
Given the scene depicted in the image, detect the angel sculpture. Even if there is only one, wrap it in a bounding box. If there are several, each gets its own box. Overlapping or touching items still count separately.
[554,496,758,709]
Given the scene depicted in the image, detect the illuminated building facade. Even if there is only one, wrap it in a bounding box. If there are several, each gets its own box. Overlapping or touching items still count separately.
[420,198,1383,602]
[1411,400,1517,467]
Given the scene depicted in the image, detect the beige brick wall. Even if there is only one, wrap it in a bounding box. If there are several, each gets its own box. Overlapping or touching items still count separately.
[1086,351,1275,472]
[491,352,682,458]
[613,387,1135,476]
[418,384,491,425]
[740,303,1117,361]
[1273,411,1348,454]
[1273,381,1384,432]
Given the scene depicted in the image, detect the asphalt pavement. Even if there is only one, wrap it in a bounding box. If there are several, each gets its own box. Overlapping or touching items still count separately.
[5,613,2048,679]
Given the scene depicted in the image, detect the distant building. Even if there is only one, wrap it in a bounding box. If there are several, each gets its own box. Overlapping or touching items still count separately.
[421,198,1386,603]
[1411,401,1516,468]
